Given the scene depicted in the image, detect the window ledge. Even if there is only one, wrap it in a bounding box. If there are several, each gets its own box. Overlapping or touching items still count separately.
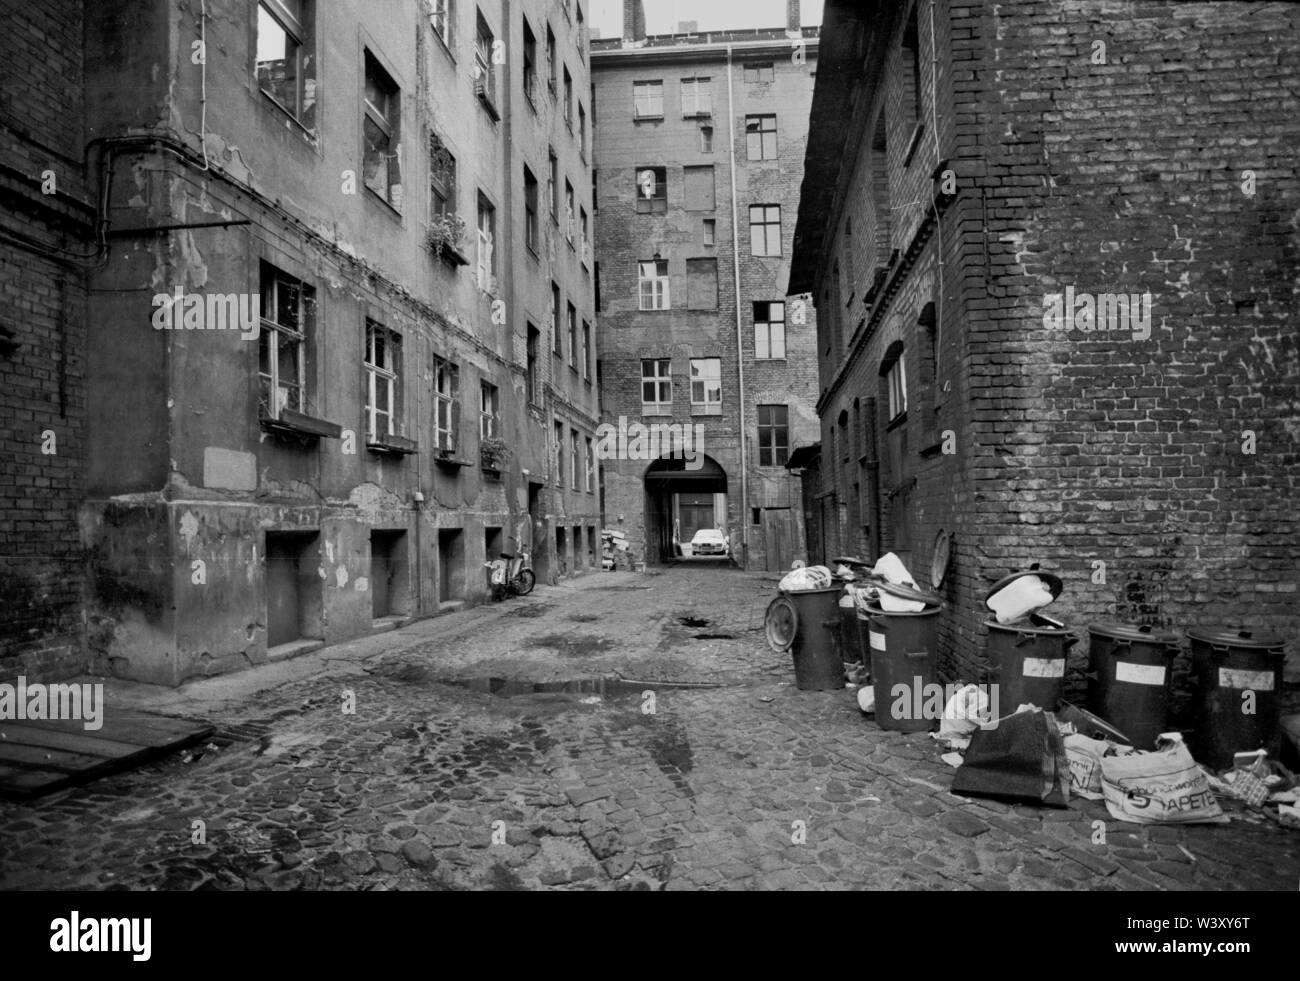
[634,114,665,122]
[480,465,503,478]
[432,241,470,267]
[691,406,723,416]
[367,434,419,456]
[364,186,403,219]
[885,410,908,433]
[477,89,502,122]
[260,408,343,441]
[258,90,319,145]
[903,122,926,169]
[434,452,471,469]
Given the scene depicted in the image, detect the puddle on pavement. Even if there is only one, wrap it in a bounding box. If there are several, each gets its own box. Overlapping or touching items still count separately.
[523,633,615,657]
[693,633,735,640]
[677,616,711,628]
[446,676,720,699]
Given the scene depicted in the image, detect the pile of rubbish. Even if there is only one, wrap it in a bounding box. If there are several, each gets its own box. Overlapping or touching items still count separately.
[920,691,1300,828]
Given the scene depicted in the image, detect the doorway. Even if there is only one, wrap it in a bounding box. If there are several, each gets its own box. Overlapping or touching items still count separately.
[265,530,322,648]
[370,530,409,619]
[437,528,465,603]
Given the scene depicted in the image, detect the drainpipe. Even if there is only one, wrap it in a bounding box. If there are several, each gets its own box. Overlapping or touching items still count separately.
[725,44,749,569]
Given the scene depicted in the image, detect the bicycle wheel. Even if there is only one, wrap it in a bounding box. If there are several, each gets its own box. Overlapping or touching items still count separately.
[516,569,536,595]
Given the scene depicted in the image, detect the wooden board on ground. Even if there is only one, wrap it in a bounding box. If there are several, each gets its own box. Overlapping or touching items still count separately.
[0,712,214,800]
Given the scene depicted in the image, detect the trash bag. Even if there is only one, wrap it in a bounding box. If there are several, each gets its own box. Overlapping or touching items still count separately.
[950,707,1070,807]
[1099,732,1228,825]
[1062,733,1136,800]
[871,552,915,587]
[778,565,833,591]
[939,684,992,739]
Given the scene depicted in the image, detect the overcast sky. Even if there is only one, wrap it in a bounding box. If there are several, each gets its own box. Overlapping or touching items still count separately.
[589,0,825,38]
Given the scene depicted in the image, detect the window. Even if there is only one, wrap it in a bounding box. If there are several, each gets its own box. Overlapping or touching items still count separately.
[885,353,908,421]
[585,436,595,491]
[686,258,718,310]
[364,321,402,441]
[259,263,310,418]
[475,10,497,108]
[683,165,715,211]
[430,133,456,218]
[567,303,577,368]
[564,179,575,243]
[522,18,538,105]
[363,52,402,209]
[754,301,786,360]
[744,62,775,83]
[548,148,559,220]
[476,194,496,288]
[746,114,778,160]
[703,219,716,246]
[431,0,453,48]
[633,80,664,119]
[690,358,722,414]
[680,76,712,117]
[526,324,539,404]
[546,25,557,97]
[635,166,667,214]
[256,1,314,128]
[638,260,670,310]
[580,207,590,264]
[749,204,782,256]
[578,103,587,156]
[563,66,573,127]
[433,355,460,452]
[554,419,565,485]
[582,321,592,380]
[523,166,539,254]
[571,429,581,488]
[641,359,671,414]
[757,405,789,466]
[699,125,714,153]
[552,282,563,356]
[480,381,500,439]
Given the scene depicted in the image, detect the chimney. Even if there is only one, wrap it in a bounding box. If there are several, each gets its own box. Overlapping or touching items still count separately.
[786,0,802,33]
[622,0,646,42]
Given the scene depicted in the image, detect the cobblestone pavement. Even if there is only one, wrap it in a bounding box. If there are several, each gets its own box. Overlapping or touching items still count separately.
[1,567,1297,891]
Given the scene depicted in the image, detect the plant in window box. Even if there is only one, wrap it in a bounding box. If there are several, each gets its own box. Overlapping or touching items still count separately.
[426,212,468,264]
[479,436,511,473]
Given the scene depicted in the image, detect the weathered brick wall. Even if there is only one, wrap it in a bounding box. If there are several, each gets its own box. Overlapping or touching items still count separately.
[808,0,1299,692]
[0,0,90,683]
[966,0,1300,685]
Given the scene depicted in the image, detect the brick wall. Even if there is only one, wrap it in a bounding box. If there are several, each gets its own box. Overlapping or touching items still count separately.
[0,0,90,683]
[805,0,1300,688]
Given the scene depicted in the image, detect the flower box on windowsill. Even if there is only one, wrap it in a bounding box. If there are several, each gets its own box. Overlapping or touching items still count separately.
[480,465,502,479]
[434,450,471,470]
[438,243,470,267]
[260,407,343,441]
[367,434,419,456]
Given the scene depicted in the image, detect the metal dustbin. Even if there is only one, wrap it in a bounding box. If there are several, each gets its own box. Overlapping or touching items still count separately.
[1085,622,1182,750]
[1188,627,1286,771]
[864,597,942,732]
[983,570,1073,711]
[765,587,845,691]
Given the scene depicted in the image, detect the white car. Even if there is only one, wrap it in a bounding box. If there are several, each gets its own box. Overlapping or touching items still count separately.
[689,529,728,557]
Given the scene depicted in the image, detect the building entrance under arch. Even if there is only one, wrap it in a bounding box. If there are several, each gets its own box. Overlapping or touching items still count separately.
[643,455,728,564]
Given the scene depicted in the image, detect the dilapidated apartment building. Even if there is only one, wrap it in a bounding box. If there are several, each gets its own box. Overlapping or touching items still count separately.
[2,0,601,686]
[591,1,821,570]
[791,0,1300,681]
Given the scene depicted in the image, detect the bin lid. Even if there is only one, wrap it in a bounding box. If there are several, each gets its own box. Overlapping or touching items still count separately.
[831,555,870,568]
[1186,626,1284,649]
[984,615,1071,636]
[930,529,952,590]
[984,569,1063,607]
[764,595,798,653]
[1088,621,1180,645]
[877,580,942,607]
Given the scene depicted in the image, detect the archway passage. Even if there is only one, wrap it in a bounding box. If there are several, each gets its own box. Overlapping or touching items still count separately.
[643,455,728,564]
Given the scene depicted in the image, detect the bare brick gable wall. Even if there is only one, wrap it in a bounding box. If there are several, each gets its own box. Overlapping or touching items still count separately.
[0,0,91,683]
[802,0,1299,693]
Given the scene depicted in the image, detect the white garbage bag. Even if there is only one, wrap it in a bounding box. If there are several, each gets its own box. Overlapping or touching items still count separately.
[871,552,915,587]
[779,565,833,591]
[939,683,992,739]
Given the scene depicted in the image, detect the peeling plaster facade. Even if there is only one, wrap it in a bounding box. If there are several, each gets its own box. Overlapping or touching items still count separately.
[74,0,600,685]
[591,11,821,570]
